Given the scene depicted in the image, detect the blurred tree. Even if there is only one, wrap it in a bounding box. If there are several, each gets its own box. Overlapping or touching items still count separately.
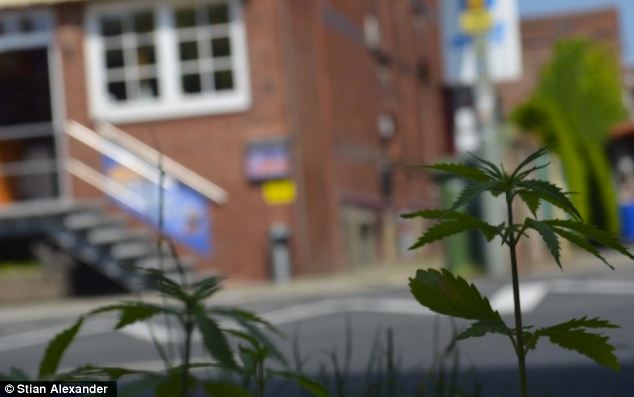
[512,39,627,234]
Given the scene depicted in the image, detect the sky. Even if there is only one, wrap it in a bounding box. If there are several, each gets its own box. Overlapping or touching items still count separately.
[518,0,634,65]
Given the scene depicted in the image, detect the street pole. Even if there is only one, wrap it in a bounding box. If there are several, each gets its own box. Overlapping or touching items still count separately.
[473,32,508,277]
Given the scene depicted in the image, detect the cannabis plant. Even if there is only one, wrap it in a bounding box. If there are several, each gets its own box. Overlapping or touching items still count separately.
[404,147,633,397]
[0,267,331,397]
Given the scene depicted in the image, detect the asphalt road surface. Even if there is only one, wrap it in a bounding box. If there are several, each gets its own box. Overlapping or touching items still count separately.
[2,267,634,396]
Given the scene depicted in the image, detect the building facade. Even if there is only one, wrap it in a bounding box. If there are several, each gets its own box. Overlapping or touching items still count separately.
[0,0,448,282]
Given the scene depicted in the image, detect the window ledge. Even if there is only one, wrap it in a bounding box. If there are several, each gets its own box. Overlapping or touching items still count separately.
[91,93,252,124]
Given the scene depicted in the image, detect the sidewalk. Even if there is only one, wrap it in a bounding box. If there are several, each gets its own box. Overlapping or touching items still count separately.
[0,259,435,323]
[0,247,631,324]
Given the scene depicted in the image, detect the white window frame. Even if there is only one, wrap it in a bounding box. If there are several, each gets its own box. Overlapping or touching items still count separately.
[85,0,251,124]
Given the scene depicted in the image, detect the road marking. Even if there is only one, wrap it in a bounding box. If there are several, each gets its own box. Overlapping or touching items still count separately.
[4,278,634,350]
[0,318,114,353]
[489,283,548,314]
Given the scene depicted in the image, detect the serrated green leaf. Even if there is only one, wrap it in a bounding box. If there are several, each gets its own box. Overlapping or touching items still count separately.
[456,320,510,341]
[425,163,491,182]
[191,275,223,302]
[210,308,286,365]
[91,302,165,329]
[549,316,619,330]
[546,219,634,261]
[544,329,619,371]
[518,190,541,217]
[409,269,502,323]
[550,227,613,269]
[53,364,153,381]
[526,317,620,370]
[38,317,84,379]
[409,217,499,250]
[468,152,503,177]
[272,371,332,397]
[196,311,237,369]
[511,146,550,179]
[139,268,190,302]
[517,179,582,221]
[525,219,562,269]
[449,180,505,212]
[515,162,551,181]
[238,345,258,375]
[204,382,253,397]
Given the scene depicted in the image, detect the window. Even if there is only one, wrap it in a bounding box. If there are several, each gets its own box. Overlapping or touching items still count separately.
[86,0,250,123]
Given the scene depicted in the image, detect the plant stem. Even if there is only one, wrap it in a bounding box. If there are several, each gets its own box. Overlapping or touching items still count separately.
[506,192,528,397]
[181,312,194,397]
[256,356,265,397]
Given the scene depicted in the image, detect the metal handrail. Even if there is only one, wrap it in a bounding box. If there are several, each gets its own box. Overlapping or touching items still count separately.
[66,121,228,204]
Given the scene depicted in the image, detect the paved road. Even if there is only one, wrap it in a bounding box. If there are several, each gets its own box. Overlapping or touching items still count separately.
[2,267,634,396]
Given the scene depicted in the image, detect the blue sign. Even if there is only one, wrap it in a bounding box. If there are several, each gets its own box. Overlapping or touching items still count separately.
[102,155,212,257]
[459,0,494,10]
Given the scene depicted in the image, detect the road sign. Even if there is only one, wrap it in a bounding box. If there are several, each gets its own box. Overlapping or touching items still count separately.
[441,0,522,85]
[460,8,493,34]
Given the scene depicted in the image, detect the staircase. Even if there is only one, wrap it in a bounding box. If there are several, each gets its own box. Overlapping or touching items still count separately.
[45,202,195,291]
[0,199,197,292]
[0,120,226,293]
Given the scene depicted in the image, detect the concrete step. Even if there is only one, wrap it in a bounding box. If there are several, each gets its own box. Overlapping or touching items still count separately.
[110,241,155,260]
[64,212,126,231]
[135,254,194,272]
[88,227,150,246]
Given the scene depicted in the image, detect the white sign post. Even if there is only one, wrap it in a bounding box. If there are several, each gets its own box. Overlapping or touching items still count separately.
[441,0,522,85]
[441,0,522,277]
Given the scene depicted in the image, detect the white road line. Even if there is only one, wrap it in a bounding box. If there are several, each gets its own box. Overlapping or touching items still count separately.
[0,318,114,353]
[548,279,634,295]
[4,278,634,349]
[489,283,548,314]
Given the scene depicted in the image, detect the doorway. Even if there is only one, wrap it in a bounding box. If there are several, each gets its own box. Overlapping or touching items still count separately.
[0,47,59,203]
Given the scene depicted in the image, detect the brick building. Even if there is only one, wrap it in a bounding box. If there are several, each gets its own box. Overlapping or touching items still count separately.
[0,0,448,285]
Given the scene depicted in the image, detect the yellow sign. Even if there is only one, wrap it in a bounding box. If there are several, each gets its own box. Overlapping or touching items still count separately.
[465,0,487,9]
[460,8,493,35]
[262,179,296,205]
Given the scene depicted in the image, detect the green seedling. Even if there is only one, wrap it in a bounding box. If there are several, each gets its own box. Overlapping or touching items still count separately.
[404,147,633,397]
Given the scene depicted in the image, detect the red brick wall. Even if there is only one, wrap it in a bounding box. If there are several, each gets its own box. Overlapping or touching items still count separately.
[284,0,447,271]
[57,0,448,279]
[58,0,294,280]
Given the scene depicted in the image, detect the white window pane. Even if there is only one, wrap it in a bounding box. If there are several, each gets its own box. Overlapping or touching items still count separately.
[107,81,127,101]
[210,36,231,58]
[207,4,229,25]
[139,78,159,98]
[212,70,233,91]
[105,48,124,69]
[132,11,154,33]
[100,15,123,37]
[182,73,202,94]
[136,45,156,66]
[179,41,198,61]
[176,8,197,28]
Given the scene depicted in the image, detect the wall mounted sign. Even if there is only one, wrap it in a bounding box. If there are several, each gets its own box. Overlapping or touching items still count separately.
[245,138,290,182]
[262,179,296,206]
[102,152,212,257]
